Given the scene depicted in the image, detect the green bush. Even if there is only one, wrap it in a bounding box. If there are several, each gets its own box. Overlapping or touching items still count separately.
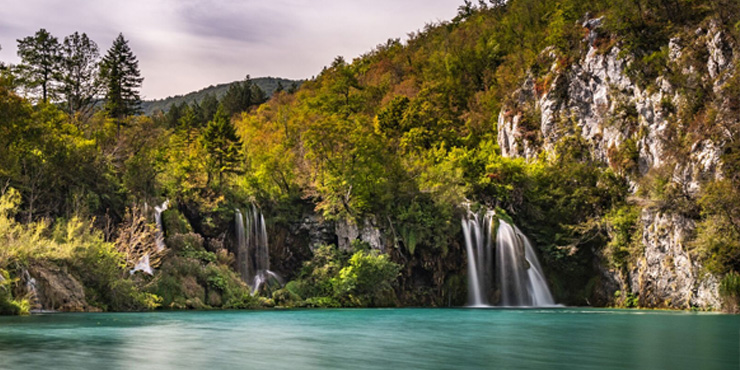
[162,208,192,235]
[332,250,400,307]
[719,271,740,313]
[614,290,639,308]
[0,269,30,315]
[604,205,642,270]
[303,296,341,308]
[272,287,303,307]
[224,293,260,309]
[692,180,740,274]
[167,232,205,253]
[0,296,30,315]
[298,244,346,297]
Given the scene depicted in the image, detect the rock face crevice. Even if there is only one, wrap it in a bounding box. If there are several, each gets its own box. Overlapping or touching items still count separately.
[497,18,735,309]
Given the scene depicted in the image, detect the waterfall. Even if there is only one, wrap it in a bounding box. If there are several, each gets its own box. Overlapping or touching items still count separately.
[235,204,282,294]
[496,221,555,306]
[462,209,496,307]
[154,200,169,251]
[21,269,40,309]
[462,208,555,307]
[130,199,168,275]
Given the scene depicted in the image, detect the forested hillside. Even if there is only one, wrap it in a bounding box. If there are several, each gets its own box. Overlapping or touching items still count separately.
[2,0,740,314]
[140,77,302,116]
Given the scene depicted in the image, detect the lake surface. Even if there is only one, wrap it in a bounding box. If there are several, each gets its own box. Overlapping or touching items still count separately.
[0,308,737,369]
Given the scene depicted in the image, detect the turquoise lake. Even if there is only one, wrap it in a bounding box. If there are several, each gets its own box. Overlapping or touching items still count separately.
[0,308,737,369]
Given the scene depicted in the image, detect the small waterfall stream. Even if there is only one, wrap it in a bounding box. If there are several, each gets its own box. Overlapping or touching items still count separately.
[154,200,169,251]
[21,269,40,309]
[235,205,282,294]
[131,200,169,275]
[462,208,555,307]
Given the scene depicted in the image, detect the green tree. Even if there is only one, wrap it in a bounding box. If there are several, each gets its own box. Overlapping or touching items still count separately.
[198,93,219,125]
[60,32,101,116]
[201,105,242,185]
[99,33,143,125]
[164,101,185,129]
[178,104,199,145]
[221,75,267,117]
[16,29,62,102]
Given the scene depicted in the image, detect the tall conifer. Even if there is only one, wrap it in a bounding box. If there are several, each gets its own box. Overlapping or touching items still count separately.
[99,33,143,125]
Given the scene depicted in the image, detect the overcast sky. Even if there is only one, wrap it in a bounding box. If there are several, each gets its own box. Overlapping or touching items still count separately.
[0,0,462,99]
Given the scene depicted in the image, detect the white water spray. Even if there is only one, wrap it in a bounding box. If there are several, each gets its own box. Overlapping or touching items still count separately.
[131,254,154,275]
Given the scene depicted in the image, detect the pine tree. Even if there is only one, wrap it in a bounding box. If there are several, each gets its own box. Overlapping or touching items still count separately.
[16,29,62,103]
[198,93,219,125]
[99,33,143,126]
[201,105,242,186]
[221,75,267,117]
[60,32,101,116]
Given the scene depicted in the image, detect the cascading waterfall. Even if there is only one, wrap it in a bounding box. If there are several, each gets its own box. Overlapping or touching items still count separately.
[235,205,282,294]
[462,208,555,307]
[131,200,169,275]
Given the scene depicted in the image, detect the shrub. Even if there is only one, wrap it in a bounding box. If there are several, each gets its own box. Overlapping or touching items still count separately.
[692,180,740,274]
[604,205,642,271]
[224,293,260,309]
[303,296,341,308]
[719,271,740,313]
[167,232,205,253]
[272,288,303,307]
[332,250,400,307]
[0,269,30,315]
[615,290,639,308]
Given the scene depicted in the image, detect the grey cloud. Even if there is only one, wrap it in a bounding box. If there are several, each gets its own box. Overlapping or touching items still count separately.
[177,1,295,44]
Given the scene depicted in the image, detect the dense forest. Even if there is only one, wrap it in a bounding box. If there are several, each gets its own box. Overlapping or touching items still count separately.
[2,0,740,314]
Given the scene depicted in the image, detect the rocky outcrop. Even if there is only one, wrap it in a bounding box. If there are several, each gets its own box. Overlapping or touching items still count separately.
[297,214,336,251]
[335,216,385,252]
[497,18,734,308]
[630,210,720,309]
[27,263,96,312]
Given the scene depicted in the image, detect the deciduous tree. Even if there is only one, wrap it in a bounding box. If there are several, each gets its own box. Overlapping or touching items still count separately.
[16,29,61,102]
[201,105,242,186]
[60,32,101,116]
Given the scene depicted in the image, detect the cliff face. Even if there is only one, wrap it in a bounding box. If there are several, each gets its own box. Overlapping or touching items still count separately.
[497,18,736,309]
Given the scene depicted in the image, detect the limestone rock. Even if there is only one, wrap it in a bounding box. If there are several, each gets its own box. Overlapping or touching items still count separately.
[297,213,336,251]
[630,210,720,309]
[28,263,94,312]
[335,217,385,252]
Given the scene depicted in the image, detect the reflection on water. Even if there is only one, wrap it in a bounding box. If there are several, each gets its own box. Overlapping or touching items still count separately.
[0,308,737,370]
